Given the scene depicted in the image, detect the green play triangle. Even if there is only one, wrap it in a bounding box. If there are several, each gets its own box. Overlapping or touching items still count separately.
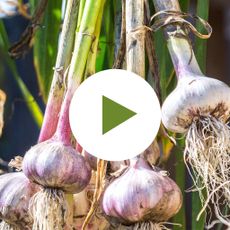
[102,96,137,134]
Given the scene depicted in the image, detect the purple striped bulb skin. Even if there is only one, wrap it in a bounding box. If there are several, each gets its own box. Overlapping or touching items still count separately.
[83,151,97,171]
[102,158,182,225]
[0,172,40,229]
[22,140,92,193]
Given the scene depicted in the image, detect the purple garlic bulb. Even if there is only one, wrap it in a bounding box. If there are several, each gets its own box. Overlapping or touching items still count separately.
[102,158,182,226]
[0,172,40,229]
[22,140,92,193]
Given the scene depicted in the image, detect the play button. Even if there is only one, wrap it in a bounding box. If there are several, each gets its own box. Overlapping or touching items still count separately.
[69,69,161,161]
[102,96,137,134]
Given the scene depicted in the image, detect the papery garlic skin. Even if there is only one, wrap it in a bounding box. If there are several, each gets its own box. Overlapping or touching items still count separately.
[83,151,97,171]
[0,172,40,229]
[162,74,230,133]
[102,158,182,225]
[22,140,92,193]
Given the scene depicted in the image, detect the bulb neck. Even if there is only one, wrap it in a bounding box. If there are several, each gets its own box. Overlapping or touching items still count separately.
[167,33,202,78]
[152,0,203,78]
[54,88,75,146]
[38,89,63,143]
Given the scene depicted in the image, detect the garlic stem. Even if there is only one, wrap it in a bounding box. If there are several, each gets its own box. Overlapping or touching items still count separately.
[114,0,126,69]
[77,0,86,31]
[38,0,79,142]
[126,0,145,77]
[152,0,202,78]
[54,0,105,145]
[84,0,105,78]
[53,91,73,145]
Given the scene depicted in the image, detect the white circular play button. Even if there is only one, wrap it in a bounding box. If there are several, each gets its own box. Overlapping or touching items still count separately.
[69,69,161,161]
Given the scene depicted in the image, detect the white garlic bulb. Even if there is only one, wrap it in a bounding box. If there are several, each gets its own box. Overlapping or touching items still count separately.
[162,73,230,133]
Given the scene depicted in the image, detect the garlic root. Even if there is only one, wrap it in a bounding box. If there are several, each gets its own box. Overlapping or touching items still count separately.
[30,189,69,230]
[185,116,230,224]
[0,221,20,230]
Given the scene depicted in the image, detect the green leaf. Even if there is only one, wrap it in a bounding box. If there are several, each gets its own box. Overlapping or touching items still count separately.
[154,30,174,100]
[192,1,209,229]
[96,0,115,71]
[179,0,189,12]
[77,0,86,30]
[173,138,186,230]
[33,0,62,102]
[195,0,209,72]
[0,20,43,127]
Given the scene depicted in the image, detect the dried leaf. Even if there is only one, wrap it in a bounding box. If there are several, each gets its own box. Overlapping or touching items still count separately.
[8,156,23,171]
[142,140,160,165]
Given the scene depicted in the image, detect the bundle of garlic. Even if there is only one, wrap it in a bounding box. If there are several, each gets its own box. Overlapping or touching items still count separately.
[152,0,230,226]
[102,157,182,229]
[21,0,107,229]
[0,172,40,230]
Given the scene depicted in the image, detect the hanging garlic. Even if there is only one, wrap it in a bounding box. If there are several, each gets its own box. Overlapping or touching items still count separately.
[102,158,182,229]
[152,0,230,226]
[162,37,230,133]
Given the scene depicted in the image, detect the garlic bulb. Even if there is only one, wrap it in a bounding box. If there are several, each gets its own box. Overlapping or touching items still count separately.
[102,158,182,228]
[23,140,91,193]
[83,150,97,171]
[162,73,230,133]
[22,140,91,230]
[0,172,40,230]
